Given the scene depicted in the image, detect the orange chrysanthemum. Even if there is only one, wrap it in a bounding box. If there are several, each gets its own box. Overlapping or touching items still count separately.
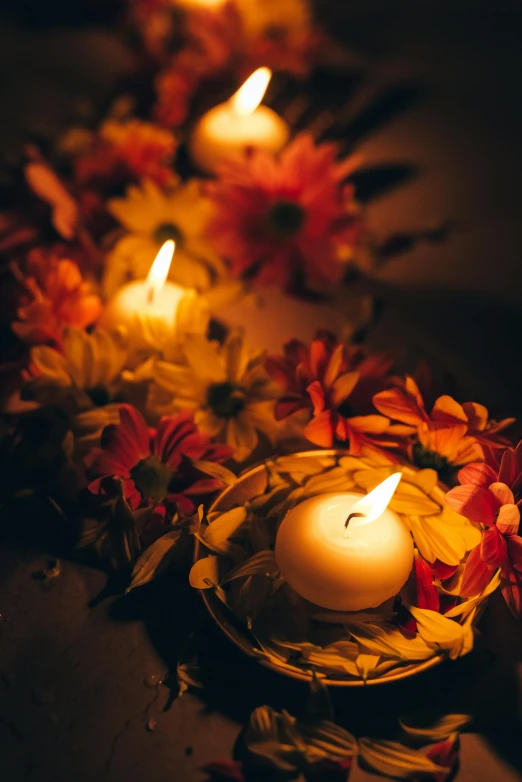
[73,119,178,191]
[266,331,398,455]
[373,376,514,473]
[12,251,102,347]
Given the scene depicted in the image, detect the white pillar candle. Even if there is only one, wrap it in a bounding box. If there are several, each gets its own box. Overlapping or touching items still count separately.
[275,474,414,612]
[189,67,290,175]
[101,240,191,350]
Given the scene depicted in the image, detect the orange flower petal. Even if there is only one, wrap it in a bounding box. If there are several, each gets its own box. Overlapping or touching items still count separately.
[462,401,488,432]
[496,504,521,536]
[431,395,468,425]
[373,387,426,427]
[349,414,390,434]
[330,371,359,407]
[488,482,515,507]
[323,343,344,389]
[304,410,334,447]
[306,380,326,416]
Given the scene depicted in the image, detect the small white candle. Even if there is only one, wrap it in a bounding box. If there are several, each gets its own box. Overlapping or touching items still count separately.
[275,474,414,612]
[101,240,190,349]
[190,67,290,175]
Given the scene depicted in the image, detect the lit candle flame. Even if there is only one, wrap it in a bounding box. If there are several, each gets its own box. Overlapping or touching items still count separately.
[348,472,402,528]
[230,67,272,118]
[146,240,175,304]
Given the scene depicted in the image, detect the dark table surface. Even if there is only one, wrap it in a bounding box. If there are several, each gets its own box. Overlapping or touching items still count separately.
[1,2,522,780]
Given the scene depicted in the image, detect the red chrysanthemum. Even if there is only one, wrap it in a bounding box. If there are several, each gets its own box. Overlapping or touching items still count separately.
[86,404,232,516]
[265,331,396,454]
[445,441,522,616]
[205,134,363,291]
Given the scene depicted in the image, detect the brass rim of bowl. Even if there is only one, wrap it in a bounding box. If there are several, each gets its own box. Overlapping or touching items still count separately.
[195,449,445,687]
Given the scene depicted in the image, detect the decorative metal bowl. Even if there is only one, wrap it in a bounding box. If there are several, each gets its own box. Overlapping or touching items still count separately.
[194,450,469,687]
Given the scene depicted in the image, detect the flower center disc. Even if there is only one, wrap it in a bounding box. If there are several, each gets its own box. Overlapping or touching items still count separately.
[86,385,112,407]
[153,222,184,247]
[265,200,305,239]
[412,443,451,476]
[130,455,172,503]
[207,382,245,419]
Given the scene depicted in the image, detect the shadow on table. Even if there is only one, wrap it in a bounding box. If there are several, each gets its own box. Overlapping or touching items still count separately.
[118,568,522,776]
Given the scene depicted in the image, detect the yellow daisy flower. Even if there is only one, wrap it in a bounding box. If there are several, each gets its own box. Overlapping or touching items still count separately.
[103,179,225,298]
[25,327,129,449]
[149,330,279,462]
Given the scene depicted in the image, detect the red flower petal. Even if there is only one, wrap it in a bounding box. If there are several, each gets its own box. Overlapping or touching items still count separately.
[444,485,498,525]
[457,462,497,487]
[480,527,507,568]
[498,447,518,487]
[275,397,308,420]
[430,560,459,581]
[501,562,522,618]
[506,535,522,572]
[309,338,329,381]
[201,760,244,782]
[423,735,459,782]
[460,546,495,597]
[414,555,440,612]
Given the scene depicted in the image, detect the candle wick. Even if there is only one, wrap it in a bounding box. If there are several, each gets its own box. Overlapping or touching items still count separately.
[344,512,365,530]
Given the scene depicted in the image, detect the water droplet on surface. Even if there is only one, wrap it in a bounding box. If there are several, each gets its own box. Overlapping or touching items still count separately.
[143,673,162,688]
[146,718,157,732]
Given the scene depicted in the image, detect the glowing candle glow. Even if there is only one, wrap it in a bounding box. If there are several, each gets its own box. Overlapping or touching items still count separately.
[101,240,192,349]
[175,0,225,8]
[275,473,414,612]
[189,67,290,175]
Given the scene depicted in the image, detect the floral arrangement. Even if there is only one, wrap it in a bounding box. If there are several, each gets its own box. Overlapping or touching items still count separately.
[0,1,519,779]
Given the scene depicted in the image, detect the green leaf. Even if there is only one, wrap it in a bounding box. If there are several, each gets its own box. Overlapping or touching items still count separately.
[222,550,279,583]
[360,738,449,778]
[305,671,334,721]
[191,459,237,486]
[197,506,248,559]
[250,483,292,515]
[126,529,181,592]
[109,494,141,569]
[233,574,274,624]
[189,555,222,589]
[399,713,471,742]
[299,720,357,760]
